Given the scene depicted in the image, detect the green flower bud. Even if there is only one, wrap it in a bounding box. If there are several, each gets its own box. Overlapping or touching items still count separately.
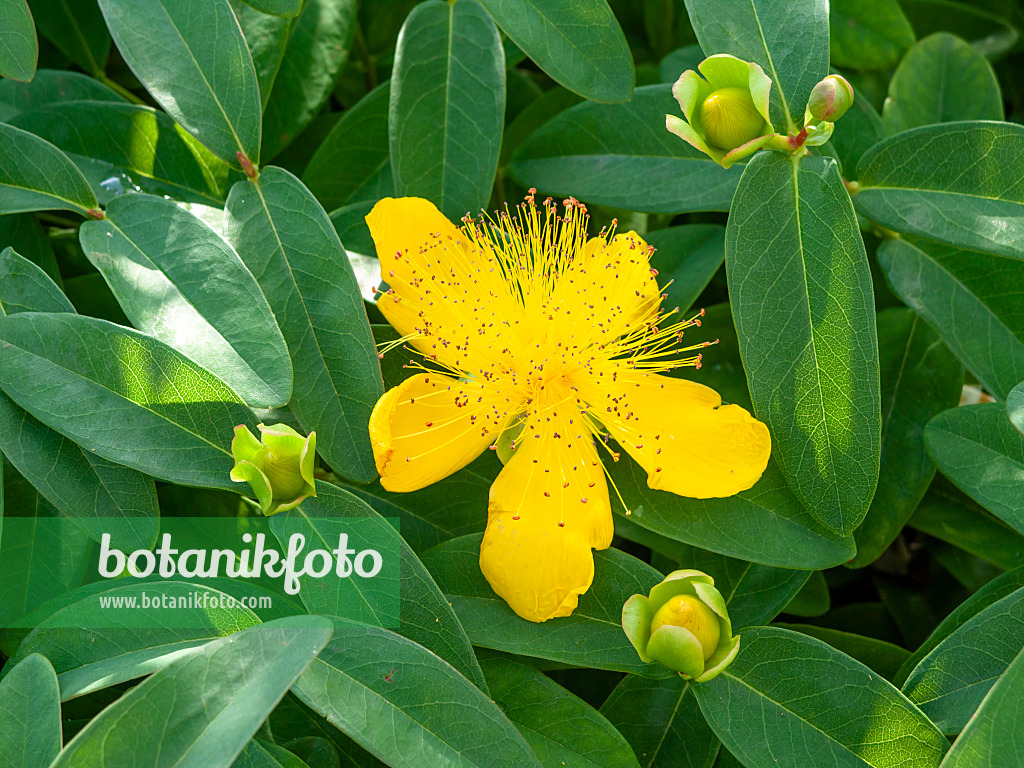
[701,87,765,151]
[806,74,854,123]
[230,423,317,516]
[622,569,740,682]
[666,54,776,169]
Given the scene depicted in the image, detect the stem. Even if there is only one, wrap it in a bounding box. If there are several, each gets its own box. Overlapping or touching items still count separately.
[100,75,146,106]
[352,24,377,92]
[790,126,809,150]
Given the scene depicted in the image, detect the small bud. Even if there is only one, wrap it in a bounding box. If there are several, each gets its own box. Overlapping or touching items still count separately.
[622,569,740,682]
[807,74,854,123]
[230,423,317,516]
[700,87,765,151]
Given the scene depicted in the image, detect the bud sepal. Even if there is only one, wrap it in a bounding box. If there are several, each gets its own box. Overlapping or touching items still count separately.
[230,423,317,516]
[666,54,776,169]
[805,74,854,124]
[622,569,740,682]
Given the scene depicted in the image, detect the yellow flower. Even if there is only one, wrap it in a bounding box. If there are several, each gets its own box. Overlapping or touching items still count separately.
[366,193,771,623]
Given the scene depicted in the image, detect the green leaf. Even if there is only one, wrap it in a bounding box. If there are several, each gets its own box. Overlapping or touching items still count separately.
[829,0,915,70]
[670,544,811,629]
[261,0,355,160]
[782,570,830,617]
[0,213,60,283]
[269,482,487,691]
[390,0,504,221]
[902,580,1024,733]
[0,69,123,121]
[0,509,92,628]
[683,0,828,132]
[909,487,1024,572]
[27,0,109,76]
[342,454,492,554]
[0,122,98,216]
[773,624,910,682]
[855,122,1024,262]
[421,534,671,676]
[0,0,37,82]
[292,617,542,768]
[939,646,1024,766]
[0,312,256,491]
[509,85,739,213]
[232,741,290,768]
[695,627,949,768]
[876,238,1024,401]
[0,654,61,768]
[851,309,964,567]
[828,74,886,178]
[51,616,333,768]
[268,694,386,768]
[480,657,640,768]
[727,151,880,535]
[10,101,233,205]
[303,82,392,212]
[609,456,856,569]
[882,33,1002,134]
[224,166,382,483]
[1009,381,1024,435]
[328,200,375,255]
[658,44,706,85]
[645,225,725,313]
[600,674,720,768]
[97,0,262,167]
[895,564,1024,687]
[240,0,301,15]
[9,581,268,700]
[0,247,71,315]
[476,0,633,103]
[277,738,337,768]
[80,193,292,408]
[924,403,1024,534]
[900,0,1019,59]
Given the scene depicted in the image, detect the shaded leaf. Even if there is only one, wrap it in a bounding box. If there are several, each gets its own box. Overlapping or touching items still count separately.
[600,673,721,768]
[0,123,98,216]
[902,580,1024,733]
[830,0,915,70]
[855,122,1024,262]
[0,0,37,82]
[774,624,910,682]
[292,617,542,768]
[262,0,356,160]
[877,237,1024,401]
[0,654,61,768]
[645,225,725,313]
[51,617,332,768]
[924,403,1024,535]
[390,0,504,221]
[851,309,964,567]
[0,312,256,490]
[27,0,109,75]
[696,626,949,768]
[81,193,292,407]
[224,166,382,483]
[510,85,739,214]
[98,0,262,166]
[422,534,671,676]
[0,69,123,120]
[727,151,880,534]
[477,0,634,103]
[11,101,233,205]
[480,657,640,768]
[882,33,1002,134]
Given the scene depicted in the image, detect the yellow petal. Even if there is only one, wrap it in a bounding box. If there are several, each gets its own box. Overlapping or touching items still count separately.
[479,410,612,622]
[578,372,771,498]
[369,373,519,492]
[538,231,661,348]
[366,197,515,373]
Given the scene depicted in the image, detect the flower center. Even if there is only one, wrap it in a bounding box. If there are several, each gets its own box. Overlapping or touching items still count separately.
[700,87,764,151]
[650,594,721,661]
[260,448,305,500]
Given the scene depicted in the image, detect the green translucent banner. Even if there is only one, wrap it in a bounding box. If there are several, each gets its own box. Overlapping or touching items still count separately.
[0,515,400,629]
